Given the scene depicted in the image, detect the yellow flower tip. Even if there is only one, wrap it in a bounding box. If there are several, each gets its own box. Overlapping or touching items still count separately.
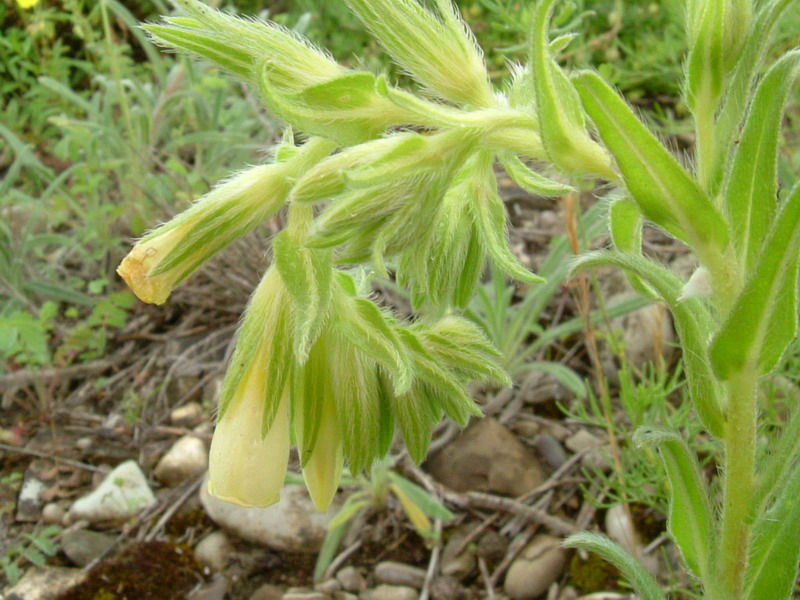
[208,362,291,509]
[116,223,192,305]
[16,0,40,8]
[301,410,343,513]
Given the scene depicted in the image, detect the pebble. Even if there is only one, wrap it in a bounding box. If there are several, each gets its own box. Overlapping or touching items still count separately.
[249,583,284,600]
[366,584,418,600]
[154,434,208,487]
[4,566,86,599]
[535,434,569,470]
[336,566,366,593]
[430,575,469,600]
[477,531,508,566]
[42,502,65,525]
[604,504,640,556]
[170,402,205,428]
[427,418,544,497]
[194,531,231,572]
[331,593,358,600]
[61,529,116,567]
[440,526,476,580]
[75,437,93,451]
[283,592,330,600]
[67,460,156,525]
[504,535,567,600]
[314,579,342,594]
[374,561,426,589]
[200,481,336,553]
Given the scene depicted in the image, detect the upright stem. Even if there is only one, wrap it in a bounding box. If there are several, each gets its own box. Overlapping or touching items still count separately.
[717,367,758,600]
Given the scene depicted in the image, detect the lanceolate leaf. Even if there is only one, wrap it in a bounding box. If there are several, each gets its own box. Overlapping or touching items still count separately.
[470,151,545,285]
[745,455,800,600]
[725,50,800,274]
[634,427,714,578]
[498,152,574,197]
[531,0,613,177]
[608,196,658,300]
[563,532,666,600]
[572,70,728,252]
[710,182,800,379]
[572,251,725,437]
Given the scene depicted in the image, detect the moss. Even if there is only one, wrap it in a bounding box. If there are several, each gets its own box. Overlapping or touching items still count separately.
[56,541,202,600]
[569,550,621,593]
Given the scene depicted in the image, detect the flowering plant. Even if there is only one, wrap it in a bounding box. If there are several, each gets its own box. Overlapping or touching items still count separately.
[118,0,800,597]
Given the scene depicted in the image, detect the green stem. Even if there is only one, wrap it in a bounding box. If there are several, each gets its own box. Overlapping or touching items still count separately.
[717,368,758,600]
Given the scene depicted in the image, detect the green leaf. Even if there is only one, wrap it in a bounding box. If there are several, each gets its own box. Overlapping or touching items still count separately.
[498,152,574,197]
[608,196,658,300]
[144,25,253,79]
[273,231,333,363]
[724,50,800,274]
[634,427,713,578]
[520,361,587,398]
[530,0,613,178]
[470,151,545,286]
[327,494,370,531]
[564,532,666,600]
[710,182,800,379]
[572,70,728,252]
[388,471,454,521]
[572,251,725,437]
[745,454,800,600]
[751,402,800,519]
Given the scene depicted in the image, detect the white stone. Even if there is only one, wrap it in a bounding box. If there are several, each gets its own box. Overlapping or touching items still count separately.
[170,402,205,428]
[154,435,208,487]
[5,566,86,599]
[367,585,418,600]
[68,460,156,524]
[200,480,337,553]
[194,531,231,572]
[42,502,65,525]
[504,535,567,600]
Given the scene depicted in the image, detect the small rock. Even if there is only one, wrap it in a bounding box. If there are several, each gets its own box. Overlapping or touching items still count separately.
[430,575,469,600]
[41,503,65,525]
[336,566,366,593]
[16,475,47,522]
[249,583,284,600]
[75,437,93,451]
[604,504,640,557]
[427,418,544,497]
[477,531,508,567]
[67,460,156,525]
[154,435,208,487]
[170,402,205,428]
[565,430,604,454]
[367,584,418,600]
[441,527,476,580]
[558,586,579,600]
[189,573,229,600]
[314,579,341,594]
[194,531,231,572]
[504,535,567,600]
[513,419,540,438]
[5,566,86,600]
[520,371,573,405]
[535,434,569,470]
[200,481,337,553]
[61,529,115,567]
[331,593,357,600]
[374,561,426,589]
[283,592,330,600]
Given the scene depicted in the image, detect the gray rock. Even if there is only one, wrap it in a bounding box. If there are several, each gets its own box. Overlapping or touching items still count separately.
[314,579,342,594]
[61,529,115,567]
[477,532,508,566]
[374,561,426,589]
[154,435,208,487]
[41,503,65,526]
[194,531,231,572]
[504,535,567,600]
[535,434,569,470]
[367,584,418,600]
[426,418,544,497]
[249,583,284,600]
[67,460,156,525]
[441,527,476,580]
[5,566,86,599]
[336,566,366,593]
[430,575,469,600]
[170,402,205,428]
[200,480,337,553]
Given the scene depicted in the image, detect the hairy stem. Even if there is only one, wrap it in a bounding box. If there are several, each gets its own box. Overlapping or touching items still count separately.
[717,367,758,600]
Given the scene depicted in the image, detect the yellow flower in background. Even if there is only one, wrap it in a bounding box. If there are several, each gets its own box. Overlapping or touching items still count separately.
[17,0,41,9]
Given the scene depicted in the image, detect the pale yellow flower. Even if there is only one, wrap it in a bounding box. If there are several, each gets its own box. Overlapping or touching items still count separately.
[16,0,40,8]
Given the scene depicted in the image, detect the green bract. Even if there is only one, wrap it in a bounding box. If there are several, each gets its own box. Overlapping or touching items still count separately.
[121,1,800,598]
